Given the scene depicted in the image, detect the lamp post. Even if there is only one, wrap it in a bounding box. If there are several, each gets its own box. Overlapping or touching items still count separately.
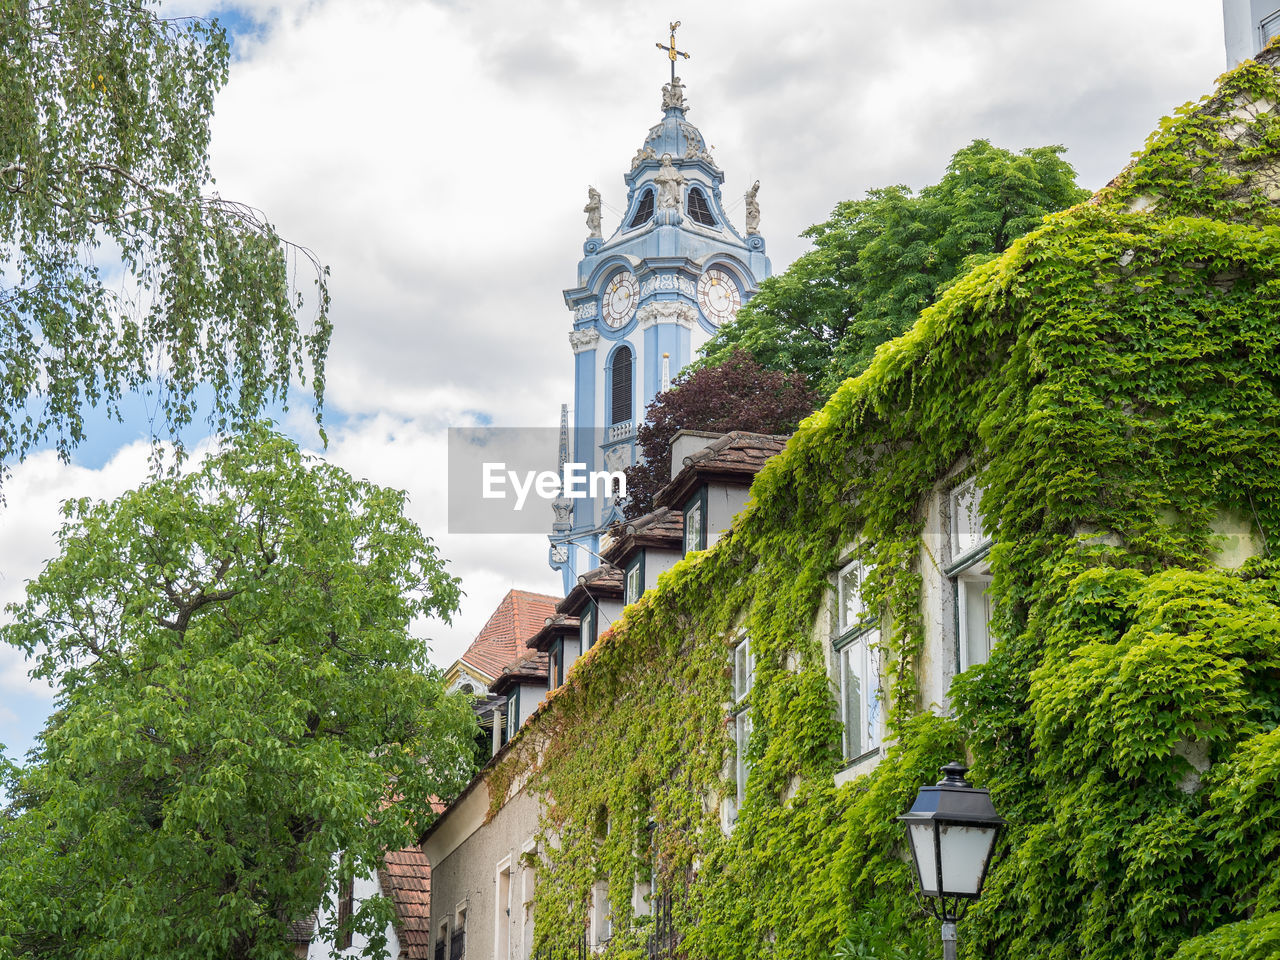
[897,762,1004,960]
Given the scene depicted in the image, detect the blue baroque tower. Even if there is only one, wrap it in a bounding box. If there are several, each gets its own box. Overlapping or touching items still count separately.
[548,75,771,592]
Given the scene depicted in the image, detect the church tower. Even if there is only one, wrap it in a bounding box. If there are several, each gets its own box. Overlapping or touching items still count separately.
[549,52,771,592]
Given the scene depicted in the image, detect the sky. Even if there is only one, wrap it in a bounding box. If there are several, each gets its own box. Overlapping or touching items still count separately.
[0,0,1230,763]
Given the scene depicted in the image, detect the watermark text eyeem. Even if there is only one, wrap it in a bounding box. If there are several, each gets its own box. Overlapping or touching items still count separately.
[482,462,626,511]
[448,427,632,533]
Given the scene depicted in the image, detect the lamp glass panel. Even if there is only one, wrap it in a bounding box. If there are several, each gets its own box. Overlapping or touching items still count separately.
[938,823,998,896]
[908,823,939,896]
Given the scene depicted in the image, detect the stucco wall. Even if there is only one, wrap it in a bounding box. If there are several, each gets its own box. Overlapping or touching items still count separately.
[428,785,542,960]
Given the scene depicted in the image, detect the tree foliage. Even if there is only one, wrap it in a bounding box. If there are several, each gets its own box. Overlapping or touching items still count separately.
[0,427,475,960]
[700,140,1089,394]
[0,1,331,479]
[621,349,820,519]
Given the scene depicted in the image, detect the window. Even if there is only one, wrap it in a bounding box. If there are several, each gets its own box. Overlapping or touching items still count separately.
[947,477,995,672]
[436,922,450,960]
[835,556,881,763]
[628,189,654,228]
[610,346,633,425]
[624,554,644,605]
[686,186,716,226]
[732,635,755,703]
[496,856,512,958]
[837,632,881,761]
[949,478,988,566]
[580,605,596,651]
[682,490,706,556]
[336,854,355,950]
[506,687,521,742]
[521,851,536,960]
[549,640,563,689]
[728,634,754,821]
[1263,9,1280,47]
[837,556,871,636]
[957,573,993,670]
[591,879,613,946]
[452,909,467,960]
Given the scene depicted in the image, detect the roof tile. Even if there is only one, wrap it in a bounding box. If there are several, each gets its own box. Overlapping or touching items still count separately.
[458,589,560,680]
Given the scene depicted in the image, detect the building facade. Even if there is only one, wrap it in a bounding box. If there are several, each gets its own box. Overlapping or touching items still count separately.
[548,76,772,593]
[431,45,1280,960]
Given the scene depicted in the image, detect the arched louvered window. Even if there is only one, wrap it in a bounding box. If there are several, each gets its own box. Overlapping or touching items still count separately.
[628,189,655,228]
[610,346,633,425]
[687,186,716,226]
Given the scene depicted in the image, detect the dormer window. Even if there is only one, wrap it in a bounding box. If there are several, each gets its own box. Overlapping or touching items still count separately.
[686,186,716,226]
[682,489,707,556]
[580,604,597,651]
[628,189,655,228]
[624,554,645,605]
[506,688,520,741]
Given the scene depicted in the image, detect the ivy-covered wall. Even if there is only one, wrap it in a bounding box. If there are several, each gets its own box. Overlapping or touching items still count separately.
[494,47,1280,960]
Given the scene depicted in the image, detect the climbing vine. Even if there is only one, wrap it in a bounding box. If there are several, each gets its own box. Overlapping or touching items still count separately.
[493,47,1280,960]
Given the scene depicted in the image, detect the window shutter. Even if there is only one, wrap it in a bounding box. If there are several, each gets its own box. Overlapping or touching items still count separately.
[686,186,716,226]
[629,189,655,228]
[610,347,633,425]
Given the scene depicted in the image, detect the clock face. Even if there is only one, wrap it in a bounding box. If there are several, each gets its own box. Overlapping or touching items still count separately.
[601,271,639,328]
[697,267,742,326]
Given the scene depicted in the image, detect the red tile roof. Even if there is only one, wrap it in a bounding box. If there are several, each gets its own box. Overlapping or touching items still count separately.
[379,847,432,958]
[458,589,561,681]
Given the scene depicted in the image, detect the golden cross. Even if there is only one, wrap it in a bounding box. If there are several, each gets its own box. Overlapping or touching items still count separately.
[654,20,690,83]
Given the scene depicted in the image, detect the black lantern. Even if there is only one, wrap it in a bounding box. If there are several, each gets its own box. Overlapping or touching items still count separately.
[897,762,1004,960]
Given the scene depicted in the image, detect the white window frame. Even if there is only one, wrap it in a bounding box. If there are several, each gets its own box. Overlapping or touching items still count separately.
[437,919,451,960]
[947,476,996,673]
[834,554,882,764]
[520,840,537,960]
[494,859,512,960]
[955,563,994,672]
[683,494,705,556]
[836,628,882,763]
[590,878,612,949]
[837,554,878,636]
[506,687,520,742]
[949,477,989,568]
[548,644,561,690]
[725,633,754,827]
[624,558,643,605]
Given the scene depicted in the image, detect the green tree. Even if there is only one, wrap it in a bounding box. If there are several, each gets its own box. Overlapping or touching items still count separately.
[701,140,1089,394]
[0,1,330,479]
[0,427,475,960]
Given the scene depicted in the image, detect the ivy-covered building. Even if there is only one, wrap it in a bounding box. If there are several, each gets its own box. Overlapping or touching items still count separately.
[427,44,1280,960]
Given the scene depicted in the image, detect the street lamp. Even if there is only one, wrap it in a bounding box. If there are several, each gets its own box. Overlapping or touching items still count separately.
[897,762,1004,960]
